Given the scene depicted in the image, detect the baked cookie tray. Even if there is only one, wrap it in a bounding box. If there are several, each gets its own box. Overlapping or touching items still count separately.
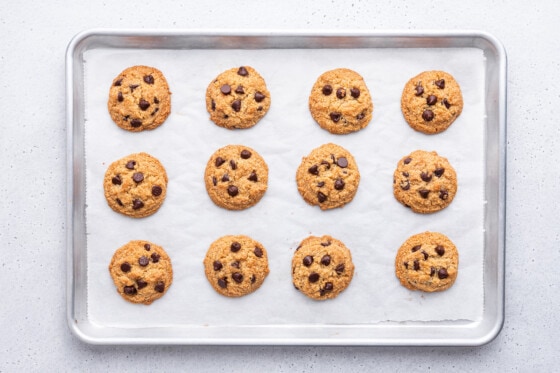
[66,30,506,346]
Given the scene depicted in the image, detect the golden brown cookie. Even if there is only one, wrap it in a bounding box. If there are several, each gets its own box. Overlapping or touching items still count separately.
[291,235,355,300]
[401,70,463,134]
[395,232,459,292]
[107,65,171,132]
[205,66,271,129]
[203,235,270,297]
[108,240,173,305]
[204,145,268,210]
[296,143,360,210]
[393,150,457,214]
[308,68,373,134]
[103,152,168,218]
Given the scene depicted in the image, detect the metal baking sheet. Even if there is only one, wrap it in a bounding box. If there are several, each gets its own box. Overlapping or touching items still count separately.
[66,29,506,345]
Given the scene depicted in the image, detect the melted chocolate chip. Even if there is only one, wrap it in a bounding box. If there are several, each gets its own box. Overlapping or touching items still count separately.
[215,157,225,167]
[317,191,327,203]
[220,84,231,95]
[427,95,437,106]
[400,181,410,190]
[132,172,144,183]
[154,281,165,293]
[404,262,409,269]
[322,85,333,95]
[334,178,345,190]
[418,189,430,199]
[230,242,241,252]
[235,85,245,94]
[120,262,131,272]
[435,79,445,89]
[237,66,248,76]
[231,100,241,112]
[421,172,433,182]
[438,268,449,279]
[123,286,137,295]
[213,261,223,271]
[150,108,159,116]
[126,161,136,169]
[303,256,313,267]
[248,172,258,182]
[411,245,421,252]
[130,119,142,128]
[112,175,122,185]
[415,84,424,96]
[254,247,263,257]
[336,157,348,168]
[320,160,331,169]
[336,88,346,99]
[139,99,150,110]
[434,168,445,177]
[413,260,420,271]
[317,181,325,187]
[117,92,123,102]
[422,110,434,121]
[422,251,429,260]
[254,92,265,102]
[218,278,227,288]
[151,252,160,263]
[129,84,139,92]
[137,279,148,289]
[435,245,445,256]
[439,189,449,200]
[330,112,342,122]
[230,261,240,268]
[132,199,144,210]
[138,256,149,266]
[350,88,360,98]
[143,75,154,84]
[308,273,320,283]
[335,264,345,274]
[114,79,123,87]
[321,255,331,266]
[154,97,159,104]
[232,272,243,283]
[152,186,162,196]
[240,149,252,159]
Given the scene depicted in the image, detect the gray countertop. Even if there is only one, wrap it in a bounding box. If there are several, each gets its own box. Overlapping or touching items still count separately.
[1,0,558,371]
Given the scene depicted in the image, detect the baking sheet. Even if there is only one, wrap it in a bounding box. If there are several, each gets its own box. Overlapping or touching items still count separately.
[84,46,485,326]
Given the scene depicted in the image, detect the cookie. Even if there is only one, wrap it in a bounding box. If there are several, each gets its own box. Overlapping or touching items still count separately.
[203,235,270,297]
[401,70,463,134]
[107,65,171,132]
[291,235,355,300]
[393,150,457,214]
[108,240,173,304]
[308,68,373,134]
[103,152,168,218]
[395,232,459,292]
[204,145,268,210]
[296,143,360,210]
[205,66,271,129]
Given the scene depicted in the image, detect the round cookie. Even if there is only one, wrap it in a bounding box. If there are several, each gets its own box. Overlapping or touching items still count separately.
[291,235,355,300]
[203,235,270,297]
[308,68,373,134]
[393,150,457,214]
[205,66,271,129]
[103,152,168,218]
[296,143,360,210]
[108,65,171,132]
[108,240,173,305]
[204,145,268,210]
[395,232,459,292]
[401,70,463,134]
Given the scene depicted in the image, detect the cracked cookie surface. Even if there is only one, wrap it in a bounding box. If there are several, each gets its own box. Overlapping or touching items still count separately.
[108,65,171,132]
[395,231,459,292]
[108,240,173,305]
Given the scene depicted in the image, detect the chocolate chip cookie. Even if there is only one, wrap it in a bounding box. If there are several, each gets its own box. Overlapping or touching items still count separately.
[108,65,171,132]
[203,235,270,297]
[308,68,373,134]
[393,150,457,214]
[292,235,355,300]
[205,66,271,129]
[103,152,168,218]
[296,143,360,210]
[395,232,459,292]
[108,240,173,305]
[401,70,463,134]
[204,145,268,210]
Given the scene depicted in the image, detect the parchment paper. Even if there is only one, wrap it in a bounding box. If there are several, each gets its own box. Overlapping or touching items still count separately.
[84,46,485,327]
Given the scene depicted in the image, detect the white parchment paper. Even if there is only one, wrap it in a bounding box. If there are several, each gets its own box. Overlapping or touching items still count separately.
[84,46,485,327]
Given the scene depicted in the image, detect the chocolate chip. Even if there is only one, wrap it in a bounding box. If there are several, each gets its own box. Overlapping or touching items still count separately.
[120,262,131,272]
[400,181,410,190]
[430,267,436,276]
[154,281,165,293]
[303,256,313,266]
[434,168,445,177]
[114,79,123,87]
[356,112,365,120]
[231,242,241,252]
[439,189,449,200]
[248,172,258,182]
[322,85,333,95]
[422,110,434,121]
[144,244,151,251]
[212,177,217,186]
[335,264,345,274]
[438,268,449,279]
[334,179,345,190]
[251,275,256,283]
[116,198,123,206]
[435,79,445,89]
[152,186,162,196]
[112,175,122,185]
[129,84,139,92]
[138,256,149,266]
[126,161,136,169]
[308,165,319,175]
[404,157,412,165]
[350,88,360,98]
[117,92,123,102]
[435,245,445,256]
[254,92,265,102]
[330,112,342,122]
[324,282,333,291]
[154,97,159,104]
[427,95,437,106]
[421,172,432,182]
[218,278,227,288]
[123,115,129,121]
[404,262,409,269]
[138,99,150,111]
[232,273,243,283]
[240,149,252,159]
[411,245,421,252]
[317,191,327,203]
[130,119,142,128]
[220,84,231,95]
[415,84,424,96]
[321,255,331,266]
[229,160,237,170]
[336,157,348,168]
[254,247,263,257]
[132,199,144,210]
[132,172,144,183]
[151,252,160,263]
[402,172,409,177]
[321,241,331,247]
[308,273,320,283]
[237,66,248,76]
[231,261,240,268]
[418,189,430,198]
[422,251,429,260]
[231,100,241,112]
[211,100,216,110]
[257,106,263,111]
[215,157,225,167]
[336,88,346,99]
[213,261,222,271]
[443,98,451,109]
[137,279,148,289]
[413,260,420,271]
[143,75,154,84]
[221,173,230,182]
[150,108,159,116]
[235,85,245,94]
[317,181,325,187]
[123,286,137,295]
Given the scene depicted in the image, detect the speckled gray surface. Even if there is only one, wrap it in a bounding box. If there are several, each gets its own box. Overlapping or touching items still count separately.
[1,0,558,371]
